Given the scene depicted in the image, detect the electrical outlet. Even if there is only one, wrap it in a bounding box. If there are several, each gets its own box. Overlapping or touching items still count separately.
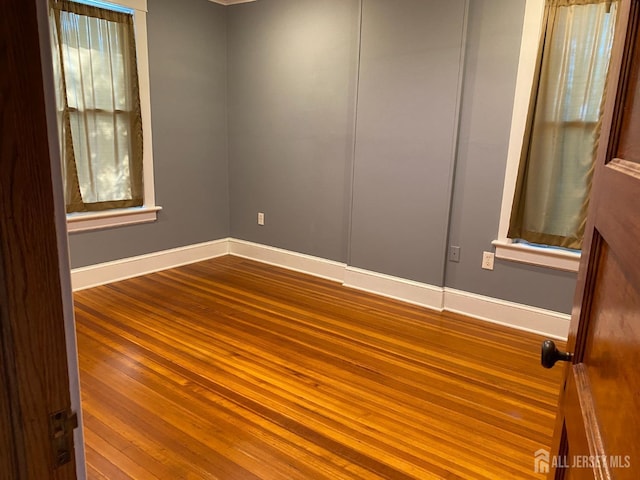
[449,246,461,263]
[257,212,265,226]
[482,251,494,270]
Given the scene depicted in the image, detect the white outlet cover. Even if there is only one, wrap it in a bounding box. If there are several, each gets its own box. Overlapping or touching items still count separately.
[482,251,495,270]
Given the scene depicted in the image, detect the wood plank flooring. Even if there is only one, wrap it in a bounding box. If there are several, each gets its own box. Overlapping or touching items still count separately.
[74,255,564,479]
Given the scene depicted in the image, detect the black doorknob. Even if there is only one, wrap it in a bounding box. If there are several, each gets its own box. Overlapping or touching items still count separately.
[541,340,573,369]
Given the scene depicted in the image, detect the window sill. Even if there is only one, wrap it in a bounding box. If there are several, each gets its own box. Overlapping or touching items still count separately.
[67,206,162,233]
[491,239,581,272]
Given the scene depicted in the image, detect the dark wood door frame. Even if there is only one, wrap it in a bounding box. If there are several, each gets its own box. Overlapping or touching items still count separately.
[548,0,640,478]
[1,0,82,478]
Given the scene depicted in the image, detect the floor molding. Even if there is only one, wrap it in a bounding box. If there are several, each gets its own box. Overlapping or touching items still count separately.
[71,239,230,291]
[71,239,569,339]
[344,266,444,311]
[229,239,346,282]
[444,288,570,340]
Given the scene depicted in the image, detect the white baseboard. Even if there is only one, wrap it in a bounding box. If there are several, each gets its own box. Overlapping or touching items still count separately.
[71,238,230,291]
[444,288,570,340]
[228,239,346,282]
[71,238,569,339]
[343,266,444,311]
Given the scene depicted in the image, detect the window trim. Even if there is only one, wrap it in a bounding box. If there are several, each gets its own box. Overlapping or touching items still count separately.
[65,0,161,233]
[492,239,581,272]
[67,205,161,232]
[494,0,581,272]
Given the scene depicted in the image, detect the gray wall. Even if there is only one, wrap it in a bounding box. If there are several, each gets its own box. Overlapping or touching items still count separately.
[227,0,361,262]
[226,0,576,313]
[68,0,577,314]
[68,0,229,268]
[349,0,466,285]
[445,0,577,312]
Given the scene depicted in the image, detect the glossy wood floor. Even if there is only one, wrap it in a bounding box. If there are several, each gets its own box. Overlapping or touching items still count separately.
[74,256,564,479]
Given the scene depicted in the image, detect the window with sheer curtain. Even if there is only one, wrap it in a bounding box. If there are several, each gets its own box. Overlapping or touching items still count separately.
[508,0,618,250]
[50,0,143,213]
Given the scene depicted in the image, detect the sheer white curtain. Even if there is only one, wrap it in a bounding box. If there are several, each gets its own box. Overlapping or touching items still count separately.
[509,0,618,249]
[51,1,143,212]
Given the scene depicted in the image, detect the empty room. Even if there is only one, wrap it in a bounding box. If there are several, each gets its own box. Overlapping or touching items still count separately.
[2,0,639,479]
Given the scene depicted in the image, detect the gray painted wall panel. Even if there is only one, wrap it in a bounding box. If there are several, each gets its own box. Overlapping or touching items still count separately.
[349,0,466,284]
[68,0,229,268]
[444,0,577,313]
[227,0,360,263]
[67,0,577,314]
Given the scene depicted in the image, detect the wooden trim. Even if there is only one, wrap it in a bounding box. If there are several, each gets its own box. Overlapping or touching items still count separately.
[71,239,230,291]
[72,239,571,340]
[606,0,640,162]
[0,258,22,478]
[0,1,77,477]
[344,267,444,311]
[492,239,581,272]
[565,365,611,479]
[66,206,161,233]
[549,0,636,471]
[444,288,570,340]
[229,239,346,282]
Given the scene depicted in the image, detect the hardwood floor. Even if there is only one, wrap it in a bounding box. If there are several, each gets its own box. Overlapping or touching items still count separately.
[74,255,564,479]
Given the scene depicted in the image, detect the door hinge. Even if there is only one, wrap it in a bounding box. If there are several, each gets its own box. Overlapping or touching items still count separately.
[49,409,78,468]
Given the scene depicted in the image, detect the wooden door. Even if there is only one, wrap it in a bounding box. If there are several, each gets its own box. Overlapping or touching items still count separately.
[547,0,640,478]
[1,0,78,479]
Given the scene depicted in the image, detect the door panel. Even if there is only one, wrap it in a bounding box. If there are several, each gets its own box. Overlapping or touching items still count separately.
[564,365,613,479]
[564,373,606,480]
[549,0,640,479]
[585,242,640,462]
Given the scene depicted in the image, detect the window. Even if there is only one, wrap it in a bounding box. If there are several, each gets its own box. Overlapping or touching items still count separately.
[50,0,160,232]
[494,0,618,271]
